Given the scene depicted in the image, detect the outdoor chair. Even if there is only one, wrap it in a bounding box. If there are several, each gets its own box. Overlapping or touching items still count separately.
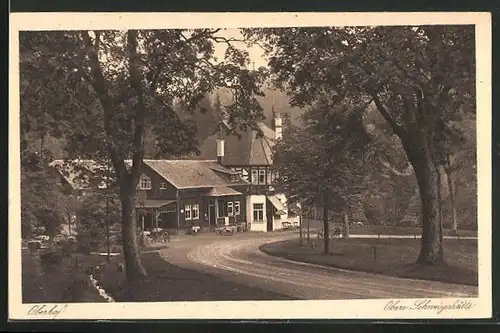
[187,225,201,235]
[150,228,170,243]
[216,226,235,236]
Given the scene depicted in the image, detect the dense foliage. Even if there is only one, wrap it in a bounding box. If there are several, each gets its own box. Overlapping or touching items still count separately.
[20,29,267,280]
[245,26,476,264]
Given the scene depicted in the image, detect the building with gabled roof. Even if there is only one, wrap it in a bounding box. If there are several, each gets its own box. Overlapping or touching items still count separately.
[196,111,300,232]
[127,159,250,232]
[51,158,251,233]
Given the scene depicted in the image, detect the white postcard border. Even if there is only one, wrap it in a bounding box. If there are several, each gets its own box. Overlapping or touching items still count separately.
[8,12,492,320]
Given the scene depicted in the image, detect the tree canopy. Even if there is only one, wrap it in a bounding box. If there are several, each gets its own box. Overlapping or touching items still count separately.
[245,25,476,264]
[20,29,267,279]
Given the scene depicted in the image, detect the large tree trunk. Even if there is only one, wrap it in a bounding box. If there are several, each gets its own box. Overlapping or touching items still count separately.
[81,30,148,280]
[120,187,147,280]
[409,147,444,265]
[445,168,458,232]
[372,94,444,265]
[343,212,350,239]
[323,191,330,254]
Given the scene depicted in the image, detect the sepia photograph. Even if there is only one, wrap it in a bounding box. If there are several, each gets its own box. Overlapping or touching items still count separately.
[9,12,491,320]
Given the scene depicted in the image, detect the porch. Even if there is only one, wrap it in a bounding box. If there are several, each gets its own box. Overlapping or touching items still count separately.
[202,187,246,230]
[266,194,288,231]
[135,199,177,231]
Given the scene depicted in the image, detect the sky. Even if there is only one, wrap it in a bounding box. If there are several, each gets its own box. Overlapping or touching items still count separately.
[212,29,268,69]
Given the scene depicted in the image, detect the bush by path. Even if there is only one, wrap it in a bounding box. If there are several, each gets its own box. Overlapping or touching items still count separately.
[23,249,295,302]
[22,251,106,303]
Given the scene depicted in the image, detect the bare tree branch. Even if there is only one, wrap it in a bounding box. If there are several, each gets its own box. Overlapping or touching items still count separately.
[371,93,405,138]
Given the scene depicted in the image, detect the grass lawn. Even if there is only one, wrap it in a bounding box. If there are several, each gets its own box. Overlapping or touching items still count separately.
[98,252,295,302]
[300,220,477,238]
[260,237,478,286]
[22,252,106,303]
[23,248,294,302]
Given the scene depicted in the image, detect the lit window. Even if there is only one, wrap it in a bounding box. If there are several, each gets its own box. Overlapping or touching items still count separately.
[259,169,266,184]
[234,201,240,215]
[192,204,199,220]
[139,175,152,190]
[227,202,234,216]
[253,203,264,221]
[251,169,258,184]
[185,205,192,220]
[160,182,168,189]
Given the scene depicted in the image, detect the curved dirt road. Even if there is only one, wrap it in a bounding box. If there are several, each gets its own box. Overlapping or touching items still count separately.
[161,234,478,300]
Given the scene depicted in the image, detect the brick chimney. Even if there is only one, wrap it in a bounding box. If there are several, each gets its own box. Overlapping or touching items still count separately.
[216,139,225,164]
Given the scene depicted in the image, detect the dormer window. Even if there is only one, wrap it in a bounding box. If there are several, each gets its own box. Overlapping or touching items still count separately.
[139,174,152,190]
[258,169,266,184]
[160,182,168,189]
[251,169,258,184]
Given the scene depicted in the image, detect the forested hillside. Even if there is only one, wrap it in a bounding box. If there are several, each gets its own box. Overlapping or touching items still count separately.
[36,88,476,230]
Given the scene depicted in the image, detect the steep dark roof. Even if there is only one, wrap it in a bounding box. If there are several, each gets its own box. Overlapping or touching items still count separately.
[196,123,276,166]
[52,159,249,191]
[140,160,249,189]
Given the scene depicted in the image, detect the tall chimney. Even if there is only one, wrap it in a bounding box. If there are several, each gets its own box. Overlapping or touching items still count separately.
[216,139,225,164]
[274,111,283,140]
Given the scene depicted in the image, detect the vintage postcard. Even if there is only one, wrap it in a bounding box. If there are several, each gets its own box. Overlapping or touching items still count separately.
[9,12,492,320]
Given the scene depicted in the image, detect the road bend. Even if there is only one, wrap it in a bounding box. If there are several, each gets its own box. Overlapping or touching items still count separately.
[160,233,478,300]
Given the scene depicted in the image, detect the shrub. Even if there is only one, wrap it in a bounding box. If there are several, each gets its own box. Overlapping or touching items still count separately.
[61,242,76,256]
[40,250,63,271]
[111,233,122,245]
[76,193,120,254]
[27,241,41,253]
[62,276,92,302]
[76,236,93,254]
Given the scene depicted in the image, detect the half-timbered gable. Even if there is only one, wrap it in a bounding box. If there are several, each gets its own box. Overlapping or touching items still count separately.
[195,112,300,232]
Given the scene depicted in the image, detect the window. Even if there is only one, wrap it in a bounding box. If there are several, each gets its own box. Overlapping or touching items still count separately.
[227,202,234,216]
[139,175,152,190]
[160,182,168,189]
[253,203,264,221]
[241,168,249,181]
[259,169,266,184]
[230,175,239,182]
[192,204,199,220]
[234,201,240,215]
[185,205,192,220]
[251,169,258,184]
